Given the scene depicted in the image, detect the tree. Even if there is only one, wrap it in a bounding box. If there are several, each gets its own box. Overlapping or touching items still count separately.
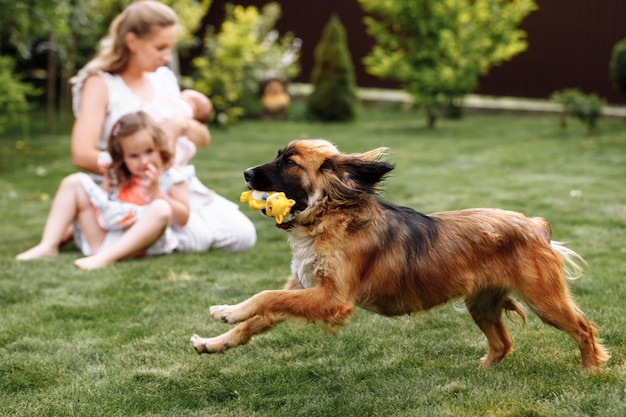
[358,0,537,128]
[306,14,357,122]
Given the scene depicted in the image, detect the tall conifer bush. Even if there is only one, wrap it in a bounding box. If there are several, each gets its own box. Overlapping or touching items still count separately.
[306,14,357,122]
[610,37,626,97]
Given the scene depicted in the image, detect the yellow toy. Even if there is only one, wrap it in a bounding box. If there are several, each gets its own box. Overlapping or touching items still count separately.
[240,189,295,224]
[264,192,295,224]
[240,189,273,211]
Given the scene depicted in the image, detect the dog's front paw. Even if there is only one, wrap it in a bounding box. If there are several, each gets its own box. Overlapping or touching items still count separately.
[210,304,243,324]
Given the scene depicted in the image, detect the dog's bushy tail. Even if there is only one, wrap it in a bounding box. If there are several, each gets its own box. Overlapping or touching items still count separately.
[551,241,587,280]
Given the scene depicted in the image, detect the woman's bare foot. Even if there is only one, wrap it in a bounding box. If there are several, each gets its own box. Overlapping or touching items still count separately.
[16,244,59,260]
[74,254,115,270]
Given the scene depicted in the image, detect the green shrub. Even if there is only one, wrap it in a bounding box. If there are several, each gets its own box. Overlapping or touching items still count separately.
[550,88,605,134]
[0,56,39,134]
[192,3,300,126]
[609,37,626,97]
[306,14,357,122]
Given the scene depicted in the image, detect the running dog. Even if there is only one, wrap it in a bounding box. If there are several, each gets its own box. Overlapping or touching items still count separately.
[191,139,609,371]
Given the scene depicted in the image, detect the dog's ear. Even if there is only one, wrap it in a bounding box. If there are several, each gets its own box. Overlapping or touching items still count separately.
[345,159,394,191]
[320,152,394,197]
[356,147,389,162]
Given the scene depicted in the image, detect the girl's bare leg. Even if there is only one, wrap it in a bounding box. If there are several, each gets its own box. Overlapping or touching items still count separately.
[61,224,75,245]
[16,174,103,260]
[74,199,172,270]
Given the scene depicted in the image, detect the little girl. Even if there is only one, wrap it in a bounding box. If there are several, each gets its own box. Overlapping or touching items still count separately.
[16,111,189,270]
[78,110,190,247]
[77,91,208,240]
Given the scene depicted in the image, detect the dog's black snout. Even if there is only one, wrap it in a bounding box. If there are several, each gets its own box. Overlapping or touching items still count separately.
[244,168,254,183]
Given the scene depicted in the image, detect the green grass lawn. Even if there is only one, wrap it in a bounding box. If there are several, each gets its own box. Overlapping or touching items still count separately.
[1,106,625,416]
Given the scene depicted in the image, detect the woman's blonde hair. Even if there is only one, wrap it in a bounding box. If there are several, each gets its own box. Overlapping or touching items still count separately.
[108,111,173,185]
[71,0,178,84]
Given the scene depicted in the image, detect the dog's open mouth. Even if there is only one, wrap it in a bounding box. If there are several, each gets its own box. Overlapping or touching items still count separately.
[276,219,295,230]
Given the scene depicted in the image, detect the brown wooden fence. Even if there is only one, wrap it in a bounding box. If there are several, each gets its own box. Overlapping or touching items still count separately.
[197,0,626,104]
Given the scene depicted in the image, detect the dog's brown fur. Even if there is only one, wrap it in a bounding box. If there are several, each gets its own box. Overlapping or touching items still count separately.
[191,139,609,371]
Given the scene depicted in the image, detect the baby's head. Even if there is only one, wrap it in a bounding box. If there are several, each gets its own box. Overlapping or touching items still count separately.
[181,89,212,123]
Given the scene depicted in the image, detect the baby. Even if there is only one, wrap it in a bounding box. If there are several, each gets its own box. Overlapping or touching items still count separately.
[146,89,213,166]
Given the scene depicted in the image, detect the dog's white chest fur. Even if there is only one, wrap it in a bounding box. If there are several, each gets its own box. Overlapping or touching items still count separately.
[289,234,318,289]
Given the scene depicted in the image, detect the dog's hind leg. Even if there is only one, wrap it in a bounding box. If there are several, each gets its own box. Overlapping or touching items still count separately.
[465,288,525,367]
[516,262,609,371]
[191,315,279,354]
